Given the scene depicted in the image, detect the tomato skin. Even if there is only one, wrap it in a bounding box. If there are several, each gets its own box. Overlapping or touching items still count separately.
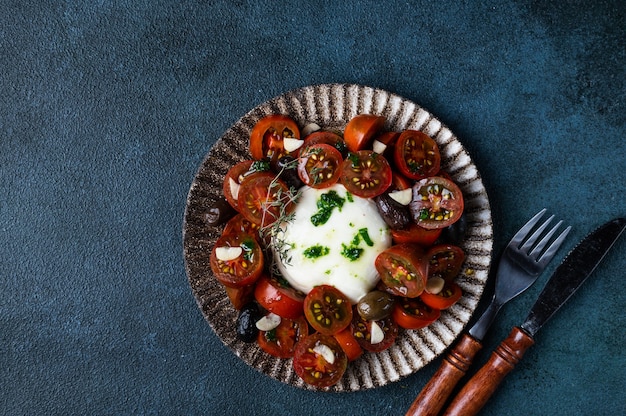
[237,172,293,227]
[340,150,393,198]
[222,213,260,240]
[427,244,465,281]
[257,315,309,358]
[344,114,386,153]
[410,176,464,229]
[223,285,255,310]
[393,130,441,180]
[334,327,363,361]
[352,314,399,353]
[293,333,348,388]
[391,222,442,245]
[303,131,347,156]
[223,160,254,209]
[297,143,343,189]
[420,281,462,310]
[375,244,429,298]
[372,131,399,156]
[250,114,300,162]
[304,285,353,335]
[210,232,263,288]
[254,275,305,319]
[392,297,441,329]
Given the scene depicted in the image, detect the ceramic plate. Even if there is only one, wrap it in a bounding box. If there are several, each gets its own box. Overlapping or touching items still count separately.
[183,84,493,391]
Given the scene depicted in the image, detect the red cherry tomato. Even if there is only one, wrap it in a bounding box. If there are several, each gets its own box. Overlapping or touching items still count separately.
[427,244,465,281]
[257,315,309,358]
[420,281,462,310]
[393,130,441,180]
[390,170,413,191]
[303,130,347,156]
[372,131,399,157]
[340,150,392,198]
[303,285,353,335]
[223,160,254,209]
[375,244,429,298]
[223,285,255,310]
[410,176,464,229]
[333,327,363,361]
[209,232,263,288]
[391,222,442,245]
[237,172,293,227]
[343,114,386,152]
[297,143,343,189]
[392,297,441,329]
[254,274,305,319]
[293,333,348,388]
[351,314,398,353]
[222,213,260,239]
[250,114,301,162]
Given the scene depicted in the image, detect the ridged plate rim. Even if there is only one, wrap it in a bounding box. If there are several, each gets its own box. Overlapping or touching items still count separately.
[183,83,493,392]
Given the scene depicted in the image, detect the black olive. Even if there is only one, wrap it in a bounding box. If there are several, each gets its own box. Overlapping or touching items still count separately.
[375,194,411,230]
[357,290,396,321]
[274,155,303,190]
[440,212,467,245]
[236,302,263,343]
[205,196,236,226]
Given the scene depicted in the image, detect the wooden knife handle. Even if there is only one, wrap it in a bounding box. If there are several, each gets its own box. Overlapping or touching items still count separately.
[405,334,483,416]
[442,327,535,416]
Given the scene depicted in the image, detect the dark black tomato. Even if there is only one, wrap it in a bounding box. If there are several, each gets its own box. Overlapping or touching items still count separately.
[236,302,263,343]
[374,194,411,230]
[274,155,303,190]
[205,196,236,226]
[440,212,467,245]
[356,290,396,321]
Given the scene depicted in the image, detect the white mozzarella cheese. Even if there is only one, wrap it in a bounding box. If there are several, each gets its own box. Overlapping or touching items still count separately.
[273,184,391,303]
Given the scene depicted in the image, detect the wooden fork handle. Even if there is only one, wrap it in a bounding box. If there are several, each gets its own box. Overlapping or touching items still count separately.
[405,334,483,416]
[442,327,535,416]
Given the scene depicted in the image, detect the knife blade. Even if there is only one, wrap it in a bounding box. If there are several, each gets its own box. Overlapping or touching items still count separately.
[442,217,626,416]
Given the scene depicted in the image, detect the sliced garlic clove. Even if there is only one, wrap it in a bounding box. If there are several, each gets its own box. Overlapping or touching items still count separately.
[425,276,446,294]
[370,320,384,344]
[255,313,282,331]
[301,122,321,136]
[312,343,336,364]
[215,246,243,261]
[283,137,304,152]
[372,139,387,154]
[389,188,413,205]
[229,177,240,201]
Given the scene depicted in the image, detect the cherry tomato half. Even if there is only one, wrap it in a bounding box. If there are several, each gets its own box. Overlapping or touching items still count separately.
[391,222,442,245]
[410,176,464,229]
[223,160,254,209]
[237,172,293,227]
[333,327,363,361]
[420,281,462,310]
[258,315,309,358]
[254,274,305,319]
[223,285,255,310]
[303,130,347,156]
[293,333,348,388]
[222,213,260,240]
[343,114,386,153]
[250,114,301,162]
[375,244,429,298]
[303,285,353,335]
[393,130,441,180]
[392,297,441,330]
[352,314,398,353]
[210,232,263,288]
[427,244,465,281]
[297,143,343,189]
[340,150,392,198]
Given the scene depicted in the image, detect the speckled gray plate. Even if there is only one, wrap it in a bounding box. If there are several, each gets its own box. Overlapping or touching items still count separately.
[183,84,493,392]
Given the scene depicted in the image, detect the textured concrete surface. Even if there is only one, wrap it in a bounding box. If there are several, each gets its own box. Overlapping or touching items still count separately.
[1,1,625,415]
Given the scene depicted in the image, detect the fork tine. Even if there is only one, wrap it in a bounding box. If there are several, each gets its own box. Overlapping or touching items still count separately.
[519,214,555,252]
[536,225,572,267]
[509,208,547,246]
[528,220,563,258]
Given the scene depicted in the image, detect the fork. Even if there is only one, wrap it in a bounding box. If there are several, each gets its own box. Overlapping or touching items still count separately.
[406,209,571,416]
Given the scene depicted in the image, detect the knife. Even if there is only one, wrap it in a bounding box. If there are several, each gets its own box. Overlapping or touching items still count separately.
[442,217,626,416]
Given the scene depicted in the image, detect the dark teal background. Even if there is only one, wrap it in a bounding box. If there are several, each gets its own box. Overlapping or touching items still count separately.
[1,1,625,415]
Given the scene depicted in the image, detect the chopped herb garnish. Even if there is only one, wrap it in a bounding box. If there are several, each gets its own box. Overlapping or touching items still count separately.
[250,159,271,172]
[358,228,374,246]
[240,239,256,261]
[303,245,330,259]
[310,190,345,226]
[341,244,363,261]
